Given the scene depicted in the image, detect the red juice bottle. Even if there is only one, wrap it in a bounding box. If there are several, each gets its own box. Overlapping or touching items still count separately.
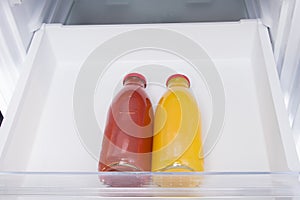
[99,73,153,186]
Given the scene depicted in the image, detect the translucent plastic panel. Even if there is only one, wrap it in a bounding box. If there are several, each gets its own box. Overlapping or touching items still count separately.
[0,172,300,197]
[66,0,249,24]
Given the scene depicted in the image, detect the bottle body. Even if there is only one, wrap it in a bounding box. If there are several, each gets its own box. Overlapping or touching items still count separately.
[152,75,204,173]
[99,74,153,186]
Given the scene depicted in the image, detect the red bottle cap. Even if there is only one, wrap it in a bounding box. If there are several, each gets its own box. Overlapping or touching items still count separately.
[123,73,147,87]
[166,74,190,87]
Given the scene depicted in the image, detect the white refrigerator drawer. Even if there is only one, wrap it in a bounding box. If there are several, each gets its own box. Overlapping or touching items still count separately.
[0,20,299,197]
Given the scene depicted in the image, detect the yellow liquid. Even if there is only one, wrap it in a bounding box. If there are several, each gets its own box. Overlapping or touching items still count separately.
[152,77,204,187]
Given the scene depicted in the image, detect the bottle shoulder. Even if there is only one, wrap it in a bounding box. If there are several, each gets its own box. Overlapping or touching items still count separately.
[165,87,194,98]
[159,87,197,105]
[112,85,151,105]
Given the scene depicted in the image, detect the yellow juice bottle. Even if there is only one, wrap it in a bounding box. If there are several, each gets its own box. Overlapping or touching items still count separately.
[152,74,204,187]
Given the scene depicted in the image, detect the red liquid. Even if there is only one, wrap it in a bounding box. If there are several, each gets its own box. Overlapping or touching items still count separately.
[99,74,153,186]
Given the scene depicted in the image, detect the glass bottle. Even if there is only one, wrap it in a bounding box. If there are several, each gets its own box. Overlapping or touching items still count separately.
[152,74,204,187]
[99,73,153,186]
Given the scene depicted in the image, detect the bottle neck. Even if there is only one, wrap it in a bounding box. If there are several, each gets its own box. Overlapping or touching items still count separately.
[123,77,146,88]
[167,77,190,88]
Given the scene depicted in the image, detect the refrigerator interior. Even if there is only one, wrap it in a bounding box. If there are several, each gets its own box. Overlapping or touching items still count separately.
[0,0,300,198]
[0,20,300,197]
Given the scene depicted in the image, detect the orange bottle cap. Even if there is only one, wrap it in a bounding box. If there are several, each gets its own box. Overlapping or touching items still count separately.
[166,74,190,87]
